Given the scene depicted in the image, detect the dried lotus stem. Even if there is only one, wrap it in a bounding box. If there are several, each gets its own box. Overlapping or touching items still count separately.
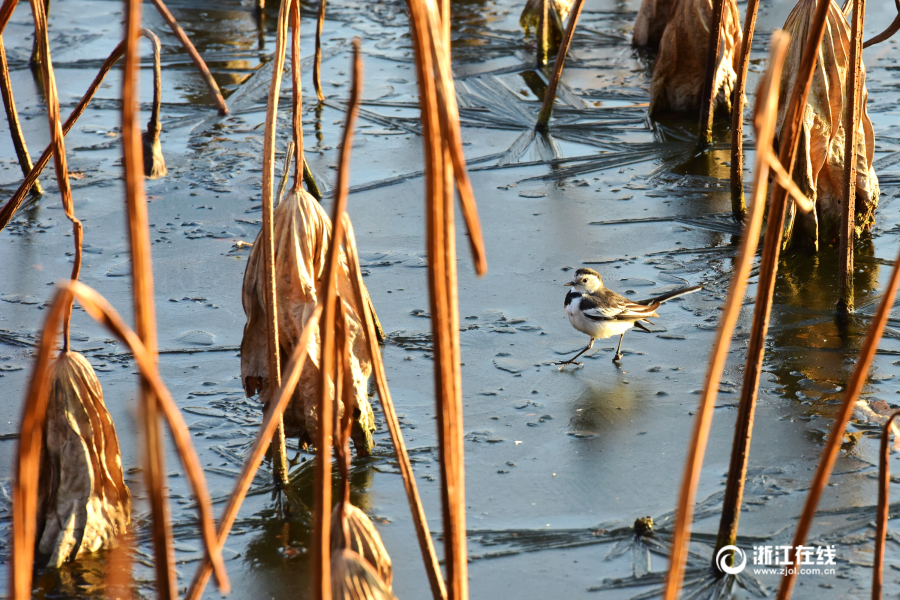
[712,32,801,570]
[864,0,900,47]
[0,0,16,36]
[11,281,230,600]
[314,0,326,102]
[776,251,900,600]
[698,0,727,143]
[729,0,763,217]
[837,0,866,314]
[342,214,446,599]
[261,0,293,486]
[535,0,585,132]
[303,157,323,200]
[663,33,790,599]
[873,411,900,600]
[315,37,363,600]
[185,306,323,600]
[291,0,303,190]
[27,0,80,352]
[122,0,175,596]
[149,0,228,114]
[0,28,167,233]
[0,35,41,194]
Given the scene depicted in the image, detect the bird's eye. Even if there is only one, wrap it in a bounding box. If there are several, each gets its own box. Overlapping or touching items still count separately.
[582,278,587,283]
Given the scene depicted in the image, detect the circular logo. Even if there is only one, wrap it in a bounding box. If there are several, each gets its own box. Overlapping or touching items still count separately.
[715,545,747,575]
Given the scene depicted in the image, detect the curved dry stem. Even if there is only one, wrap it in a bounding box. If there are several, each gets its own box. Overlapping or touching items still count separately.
[863,0,900,48]
[0,0,18,37]
[149,0,228,114]
[729,0,762,216]
[314,0,326,102]
[698,0,727,142]
[664,32,789,598]
[291,0,303,191]
[342,213,447,599]
[10,282,229,600]
[143,29,162,139]
[28,0,80,351]
[419,0,488,276]
[0,28,166,233]
[873,411,900,600]
[314,36,363,600]
[184,306,322,600]
[0,35,42,194]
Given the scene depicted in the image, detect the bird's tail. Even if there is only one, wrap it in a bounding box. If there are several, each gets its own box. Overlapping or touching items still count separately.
[638,284,703,305]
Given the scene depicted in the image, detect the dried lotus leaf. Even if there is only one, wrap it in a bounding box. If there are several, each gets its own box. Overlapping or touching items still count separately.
[142,129,167,180]
[331,503,393,588]
[776,0,879,251]
[331,548,397,600]
[633,0,675,49]
[240,187,376,455]
[36,351,130,567]
[648,0,742,115]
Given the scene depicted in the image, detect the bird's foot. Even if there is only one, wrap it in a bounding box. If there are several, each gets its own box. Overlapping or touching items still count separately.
[612,353,623,362]
[556,360,584,370]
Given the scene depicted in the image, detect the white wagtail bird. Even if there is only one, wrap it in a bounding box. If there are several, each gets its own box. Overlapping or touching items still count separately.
[558,268,702,368]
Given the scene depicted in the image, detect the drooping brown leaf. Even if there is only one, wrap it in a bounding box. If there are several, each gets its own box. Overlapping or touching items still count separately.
[240,187,375,455]
[36,351,130,568]
[331,549,397,600]
[648,0,741,115]
[632,0,675,49]
[777,0,879,251]
[331,503,393,589]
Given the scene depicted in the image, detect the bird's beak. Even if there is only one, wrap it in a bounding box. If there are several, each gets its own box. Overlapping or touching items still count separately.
[564,281,574,287]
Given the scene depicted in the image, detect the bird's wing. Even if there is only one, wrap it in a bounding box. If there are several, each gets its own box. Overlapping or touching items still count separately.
[580,290,659,321]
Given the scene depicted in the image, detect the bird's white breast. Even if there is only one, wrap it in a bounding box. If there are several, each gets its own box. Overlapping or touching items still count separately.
[565,295,635,340]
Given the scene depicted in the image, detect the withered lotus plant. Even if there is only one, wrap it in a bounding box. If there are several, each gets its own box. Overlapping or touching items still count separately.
[519,0,573,50]
[777,0,879,251]
[331,549,398,600]
[140,29,166,180]
[240,183,376,455]
[648,0,741,115]
[36,351,130,567]
[632,0,675,49]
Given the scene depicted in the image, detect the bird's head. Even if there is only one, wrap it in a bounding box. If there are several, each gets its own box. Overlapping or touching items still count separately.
[565,268,604,293]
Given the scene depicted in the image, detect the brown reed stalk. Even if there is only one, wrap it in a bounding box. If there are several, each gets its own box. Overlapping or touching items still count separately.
[343,213,448,599]
[698,0,726,143]
[184,306,323,600]
[26,0,80,353]
[873,411,900,600]
[537,0,549,66]
[0,0,17,37]
[314,0,326,102]
[728,0,762,218]
[313,37,362,600]
[416,0,487,276]
[149,0,228,115]
[776,250,900,600]
[0,35,41,194]
[122,0,175,596]
[261,0,293,486]
[10,281,229,599]
[0,28,165,232]
[662,33,790,599]
[535,0,585,131]
[837,0,866,314]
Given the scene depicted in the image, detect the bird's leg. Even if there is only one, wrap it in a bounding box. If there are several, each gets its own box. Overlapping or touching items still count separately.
[556,338,594,368]
[613,333,625,362]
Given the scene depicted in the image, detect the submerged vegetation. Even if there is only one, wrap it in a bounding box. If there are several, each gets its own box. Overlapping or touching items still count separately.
[1,0,900,597]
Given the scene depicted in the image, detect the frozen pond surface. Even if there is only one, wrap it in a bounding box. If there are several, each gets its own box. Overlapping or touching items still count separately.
[1,0,900,597]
